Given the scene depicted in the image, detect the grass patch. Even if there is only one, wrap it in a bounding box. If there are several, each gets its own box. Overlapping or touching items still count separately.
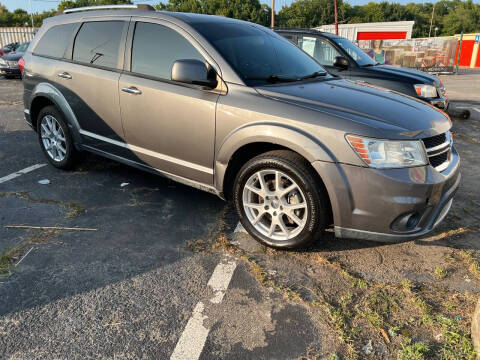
[459,250,480,279]
[397,339,433,360]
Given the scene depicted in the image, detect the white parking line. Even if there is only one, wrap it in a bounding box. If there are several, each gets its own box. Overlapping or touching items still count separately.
[170,257,237,360]
[0,164,46,184]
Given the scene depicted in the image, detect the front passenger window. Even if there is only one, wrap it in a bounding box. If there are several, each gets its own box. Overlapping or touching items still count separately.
[131,22,205,80]
[299,36,340,66]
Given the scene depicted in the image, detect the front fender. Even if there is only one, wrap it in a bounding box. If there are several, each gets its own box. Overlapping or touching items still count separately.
[215,122,336,192]
[30,82,82,146]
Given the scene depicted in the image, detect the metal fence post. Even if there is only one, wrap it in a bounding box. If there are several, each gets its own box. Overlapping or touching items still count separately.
[455,31,463,75]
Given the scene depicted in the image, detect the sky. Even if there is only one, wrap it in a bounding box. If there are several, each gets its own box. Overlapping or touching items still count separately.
[2,0,480,14]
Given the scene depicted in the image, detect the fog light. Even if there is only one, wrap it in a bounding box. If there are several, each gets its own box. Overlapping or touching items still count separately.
[406,213,420,230]
[391,212,420,232]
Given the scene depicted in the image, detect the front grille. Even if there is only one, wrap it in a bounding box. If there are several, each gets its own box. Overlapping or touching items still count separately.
[422,132,451,172]
[422,133,446,149]
[429,151,448,168]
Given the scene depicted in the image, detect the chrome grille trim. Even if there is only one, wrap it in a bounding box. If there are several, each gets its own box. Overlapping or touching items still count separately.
[422,131,452,172]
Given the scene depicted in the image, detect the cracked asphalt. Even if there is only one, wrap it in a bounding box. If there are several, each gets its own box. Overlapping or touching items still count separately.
[1,77,480,359]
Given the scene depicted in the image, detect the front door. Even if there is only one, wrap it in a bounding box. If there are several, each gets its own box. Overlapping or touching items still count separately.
[297,35,350,78]
[119,20,219,185]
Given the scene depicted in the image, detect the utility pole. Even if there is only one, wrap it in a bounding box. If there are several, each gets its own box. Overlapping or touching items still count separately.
[428,2,435,38]
[28,0,34,30]
[271,0,275,28]
[334,0,338,35]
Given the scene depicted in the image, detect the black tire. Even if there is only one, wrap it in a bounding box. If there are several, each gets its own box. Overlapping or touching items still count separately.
[37,105,79,169]
[233,150,329,249]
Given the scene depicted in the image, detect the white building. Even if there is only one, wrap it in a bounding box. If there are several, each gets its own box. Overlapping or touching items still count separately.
[314,21,414,42]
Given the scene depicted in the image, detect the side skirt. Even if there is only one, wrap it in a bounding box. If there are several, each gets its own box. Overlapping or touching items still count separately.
[80,144,224,199]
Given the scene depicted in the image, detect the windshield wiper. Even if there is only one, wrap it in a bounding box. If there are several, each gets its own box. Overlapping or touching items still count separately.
[361,63,379,67]
[244,74,299,84]
[299,71,328,80]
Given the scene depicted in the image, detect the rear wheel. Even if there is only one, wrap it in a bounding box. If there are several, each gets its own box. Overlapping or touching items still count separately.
[37,106,79,169]
[233,150,328,249]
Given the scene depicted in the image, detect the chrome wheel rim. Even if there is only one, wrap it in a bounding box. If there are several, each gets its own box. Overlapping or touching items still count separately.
[40,115,67,162]
[242,169,308,241]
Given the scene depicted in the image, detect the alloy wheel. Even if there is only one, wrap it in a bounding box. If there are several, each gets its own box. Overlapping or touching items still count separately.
[40,115,67,162]
[242,169,308,241]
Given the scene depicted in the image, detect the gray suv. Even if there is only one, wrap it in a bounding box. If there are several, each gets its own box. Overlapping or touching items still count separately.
[22,5,460,249]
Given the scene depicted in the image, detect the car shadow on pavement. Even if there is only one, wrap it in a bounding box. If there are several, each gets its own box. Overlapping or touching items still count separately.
[0,153,231,317]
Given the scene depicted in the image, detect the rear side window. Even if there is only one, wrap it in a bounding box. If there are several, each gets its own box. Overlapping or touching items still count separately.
[131,22,204,80]
[73,21,124,69]
[34,23,77,59]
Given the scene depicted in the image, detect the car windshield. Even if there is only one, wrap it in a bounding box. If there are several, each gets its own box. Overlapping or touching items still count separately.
[333,38,376,67]
[192,22,327,86]
[16,42,30,53]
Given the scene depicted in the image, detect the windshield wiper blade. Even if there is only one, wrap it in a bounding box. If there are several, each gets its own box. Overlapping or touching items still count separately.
[299,71,328,80]
[361,63,379,67]
[244,74,299,84]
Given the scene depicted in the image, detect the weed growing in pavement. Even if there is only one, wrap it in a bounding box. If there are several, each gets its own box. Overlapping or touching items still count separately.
[0,229,59,278]
[434,266,448,279]
[0,247,16,277]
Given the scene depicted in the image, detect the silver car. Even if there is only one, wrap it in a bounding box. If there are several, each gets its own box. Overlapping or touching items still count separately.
[22,5,460,249]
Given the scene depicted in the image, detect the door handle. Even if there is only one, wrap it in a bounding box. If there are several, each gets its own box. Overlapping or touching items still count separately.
[121,86,142,95]
[57,72,72,79]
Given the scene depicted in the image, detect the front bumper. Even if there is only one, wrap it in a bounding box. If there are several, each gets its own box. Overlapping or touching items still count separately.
[427,95,449,110]
[312,145,460,242]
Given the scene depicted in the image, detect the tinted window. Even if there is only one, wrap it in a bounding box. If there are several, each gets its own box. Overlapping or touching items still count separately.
[192,22,326,86]
[73,21,124,69]
[131,22,204,80]
[334,38,376,66]
[34,23,77,58]
[17,42,30,52]
[298,36,340,66]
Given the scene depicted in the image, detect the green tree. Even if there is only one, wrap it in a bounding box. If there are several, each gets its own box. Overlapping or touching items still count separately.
[442,0,480,34]
[157,0,270,26]
[277,0,349,28]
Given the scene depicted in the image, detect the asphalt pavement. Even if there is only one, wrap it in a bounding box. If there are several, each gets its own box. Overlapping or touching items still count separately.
[0,78,336,359]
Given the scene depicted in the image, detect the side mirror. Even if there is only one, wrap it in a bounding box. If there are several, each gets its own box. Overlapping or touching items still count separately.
[171,59,218,89]
[333,56,349,70]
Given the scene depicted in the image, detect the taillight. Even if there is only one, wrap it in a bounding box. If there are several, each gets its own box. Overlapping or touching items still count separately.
[18,57,24,76]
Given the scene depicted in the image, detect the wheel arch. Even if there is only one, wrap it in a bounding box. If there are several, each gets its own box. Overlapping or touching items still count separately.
[29,83,82,147]
[216,124,335,224]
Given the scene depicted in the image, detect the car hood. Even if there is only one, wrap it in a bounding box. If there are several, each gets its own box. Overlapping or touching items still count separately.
[368,65,440,86]
[2,52,24,61]
[255,78,450,138]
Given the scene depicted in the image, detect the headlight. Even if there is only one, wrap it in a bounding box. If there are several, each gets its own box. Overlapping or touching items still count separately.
[0,58,7,65]
[346,135,428,168]
[414,84,437,98]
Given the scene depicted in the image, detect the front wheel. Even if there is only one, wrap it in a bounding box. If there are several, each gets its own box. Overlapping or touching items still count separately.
[233,150,329,249]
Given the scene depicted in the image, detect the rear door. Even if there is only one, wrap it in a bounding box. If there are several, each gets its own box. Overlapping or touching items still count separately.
[118,19,220,185]
[55,18,129,153]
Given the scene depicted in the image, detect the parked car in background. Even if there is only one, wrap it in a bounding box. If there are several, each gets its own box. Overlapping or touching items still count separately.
[277,29,448,109]
[1,42,20,54]
[23,6,459,249]
[0,41,29,78]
